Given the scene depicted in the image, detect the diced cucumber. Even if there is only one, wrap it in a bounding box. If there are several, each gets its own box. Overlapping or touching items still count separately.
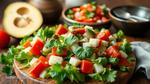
[49,55,63,65]
[94,64,104,73]
[69,57,81,66]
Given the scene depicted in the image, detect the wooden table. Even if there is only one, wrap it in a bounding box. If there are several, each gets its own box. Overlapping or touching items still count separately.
[0,0,150,84]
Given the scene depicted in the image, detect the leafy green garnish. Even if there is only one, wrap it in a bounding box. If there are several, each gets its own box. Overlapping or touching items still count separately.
[85,11,95,18]
[0,46,19,76]
[66,9,74,15]
[94,57,108,65]
[108,57,119,65]
[89,69,117,83]
[65,34,78,46]
[36,26,55,41]
[119,66,129,72]
[101,4,109,16]
[120,39,132,54]
[65,64,85,83]
[72,46,93,59]
[48,64,66,84]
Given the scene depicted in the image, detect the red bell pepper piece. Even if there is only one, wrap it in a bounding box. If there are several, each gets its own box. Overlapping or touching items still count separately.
[105,45,121,58]
[81,60,93,74]
[97,29,111,40]
[31,38,44,56]
[29,56,49,78]
[23,40,32,48]
[55,24,68,35]
[72,28,86,35]
[51,47,67,57]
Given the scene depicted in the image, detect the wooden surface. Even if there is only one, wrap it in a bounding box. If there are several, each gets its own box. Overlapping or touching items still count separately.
[0,0,150,84]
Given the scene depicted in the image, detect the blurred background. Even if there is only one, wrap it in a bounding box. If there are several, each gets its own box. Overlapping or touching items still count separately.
[1,0,150,20]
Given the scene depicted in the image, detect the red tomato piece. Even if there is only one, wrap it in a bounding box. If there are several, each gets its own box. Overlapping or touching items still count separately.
[105,45,121,58]
[83,18,94,23]
[51,47,67,57]
[102,17,109,22]
[0,29,10,49]
[97,29,111,40]
[23,40,32,48]
[55,24,68,35]
[96,6,102,15]
[72,28,86,34]
[119,57,130,67]
[74,12,86,22]
[72,7,80,12]
[29,56,49,78]
[31,38,44,56]
[81,60,93,74]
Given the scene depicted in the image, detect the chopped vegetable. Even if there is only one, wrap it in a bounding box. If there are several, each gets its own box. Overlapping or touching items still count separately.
[81,60,93,74]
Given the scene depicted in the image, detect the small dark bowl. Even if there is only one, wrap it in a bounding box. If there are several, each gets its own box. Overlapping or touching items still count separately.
[62,6,111,29]
[109,5,150,37]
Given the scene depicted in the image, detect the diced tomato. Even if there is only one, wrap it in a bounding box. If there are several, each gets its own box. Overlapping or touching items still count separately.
[72,28,86,34]
[96,6,102,15]
[72,7,80,12]
[23,40,32,48]
[80,3,94,12]
[29,56,49,78]
[83,18,94,23]
[51,47,67,57]
[93,16,101,22]
[105,45,121,58]
[38,56,49,66]
[55,24,68,35]
[81,60,93,74]
[119,57,130,66]
[31,38,44,56]
[97,39,102,48]
[97,29,111,40]
[102,17,109,22]
[74,12,86,22]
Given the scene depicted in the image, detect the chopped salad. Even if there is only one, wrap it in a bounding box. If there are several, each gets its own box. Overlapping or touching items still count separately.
[65,2,110,23]
[0,24,135,84]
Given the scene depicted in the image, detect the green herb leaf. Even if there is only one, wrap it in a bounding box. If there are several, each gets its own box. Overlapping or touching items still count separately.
[120,39,132,54]
[65,64,85,83]
[65,34,78,46]
[48,64,66,84]
[85,11,95,18]
[108,57,119,65]
[119,66,129,72]
[94,57,108,65]
[72,46,93,59]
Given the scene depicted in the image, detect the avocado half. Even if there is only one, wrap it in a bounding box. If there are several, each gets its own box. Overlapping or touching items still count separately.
[3,2,43,38]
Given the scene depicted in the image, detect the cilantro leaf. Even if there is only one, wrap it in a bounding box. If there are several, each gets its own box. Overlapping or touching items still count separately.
[108,57,119,65]
[72,46,93,59]
[120,39,132,54]
[85,11,95,18]
[94,57,108,65]
[65,34,78,46]
[36,26,55,41]
[65,64,85,83]
[48,64,67,84]
[102,69,117,83]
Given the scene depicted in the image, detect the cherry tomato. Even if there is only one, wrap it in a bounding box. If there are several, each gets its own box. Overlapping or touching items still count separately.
[0,29,10,49]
